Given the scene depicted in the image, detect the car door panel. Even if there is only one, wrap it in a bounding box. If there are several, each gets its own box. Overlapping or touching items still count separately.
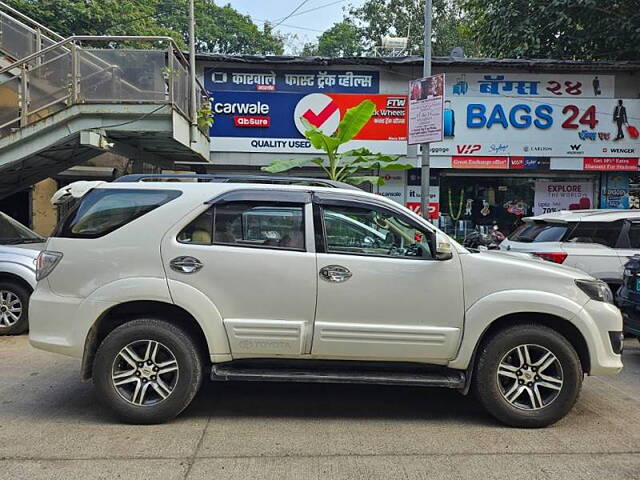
[310,201,465,363]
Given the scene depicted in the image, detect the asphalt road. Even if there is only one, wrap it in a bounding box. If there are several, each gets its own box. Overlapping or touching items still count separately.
[0,335,639,480]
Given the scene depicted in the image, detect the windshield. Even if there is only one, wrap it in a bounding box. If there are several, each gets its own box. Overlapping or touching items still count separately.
[508,222,571,243]
[0,212,44,244]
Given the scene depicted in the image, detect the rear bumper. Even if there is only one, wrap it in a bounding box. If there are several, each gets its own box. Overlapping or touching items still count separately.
[28,280,113,358]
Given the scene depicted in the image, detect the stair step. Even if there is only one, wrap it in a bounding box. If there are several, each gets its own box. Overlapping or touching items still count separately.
[211,363,465,388]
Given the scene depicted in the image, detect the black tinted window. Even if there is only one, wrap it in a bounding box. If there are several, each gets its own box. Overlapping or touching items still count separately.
[628,224,640,249]
[179,203,305,251]
[566,222,621,247]
[508,223,569,243]
[57,189,180,238]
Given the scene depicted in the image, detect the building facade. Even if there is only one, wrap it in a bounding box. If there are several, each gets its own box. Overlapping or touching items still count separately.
[196,55,640,237]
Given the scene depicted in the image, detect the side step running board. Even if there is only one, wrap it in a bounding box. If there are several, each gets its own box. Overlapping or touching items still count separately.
[211,364,465,389]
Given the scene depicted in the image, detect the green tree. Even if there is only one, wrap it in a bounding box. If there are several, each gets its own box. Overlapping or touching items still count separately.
[462,0,640,60]
[6,0,284,54]
[312,20,365,57]
[262,100,412,187]
[349,0,479,57]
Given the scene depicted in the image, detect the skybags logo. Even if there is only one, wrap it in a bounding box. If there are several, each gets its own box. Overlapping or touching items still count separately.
[567,144,584,155]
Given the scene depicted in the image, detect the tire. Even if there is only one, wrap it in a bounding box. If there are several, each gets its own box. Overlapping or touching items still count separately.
[93,318,204,424]
[473,324,583,428]
[0,281,30,335]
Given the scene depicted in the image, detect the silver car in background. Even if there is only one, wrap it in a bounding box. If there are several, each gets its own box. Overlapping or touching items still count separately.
[0,212,45,335]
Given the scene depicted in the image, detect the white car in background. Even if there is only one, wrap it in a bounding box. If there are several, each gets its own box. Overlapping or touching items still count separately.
[500,210,640,291]
[0,212,46,335]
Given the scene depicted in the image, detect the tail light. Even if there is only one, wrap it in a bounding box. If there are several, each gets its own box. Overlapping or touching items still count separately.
[533,252,568,264]
[35,251,63,281]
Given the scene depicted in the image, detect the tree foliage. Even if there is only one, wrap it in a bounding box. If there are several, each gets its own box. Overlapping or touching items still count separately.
[5,0,284,54]
[262,100,412,187]
[302,20,365,57]
[462,0,640,60]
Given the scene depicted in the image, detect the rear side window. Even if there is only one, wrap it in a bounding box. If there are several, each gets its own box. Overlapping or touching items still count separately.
[565,222,621,247]
[508,223,570,243]
[56,189,181,238]
[178,202,305,251]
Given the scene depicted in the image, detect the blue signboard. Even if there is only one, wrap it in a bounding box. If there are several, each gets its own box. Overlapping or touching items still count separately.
[204,68,380,94]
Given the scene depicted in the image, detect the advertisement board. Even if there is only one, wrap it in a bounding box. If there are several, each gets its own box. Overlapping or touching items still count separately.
[205,68,408,154]
[408,73,445,144]
[428,97,640,158]
[447,73,615,98]
[533,181,594,215]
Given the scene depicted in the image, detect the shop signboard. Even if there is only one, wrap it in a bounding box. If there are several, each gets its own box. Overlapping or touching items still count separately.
[583,157,639,171]
[406,169,440,219]
[447,73,615,98]
[408,73,445,144]
[205,68,408,154]
[429,97,640,158]
[533,181,594,215]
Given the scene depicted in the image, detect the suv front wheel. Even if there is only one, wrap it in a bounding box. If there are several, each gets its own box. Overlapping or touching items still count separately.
[473,324,583,428]
[93,318,203,424]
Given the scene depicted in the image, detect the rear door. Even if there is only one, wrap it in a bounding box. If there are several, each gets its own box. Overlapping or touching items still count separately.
[161,190,318,357]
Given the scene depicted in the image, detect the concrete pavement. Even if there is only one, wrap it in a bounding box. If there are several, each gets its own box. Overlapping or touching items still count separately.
[0,335,639,479]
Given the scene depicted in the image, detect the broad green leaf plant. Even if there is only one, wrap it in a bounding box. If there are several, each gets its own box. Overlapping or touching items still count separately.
[261,100,413,187]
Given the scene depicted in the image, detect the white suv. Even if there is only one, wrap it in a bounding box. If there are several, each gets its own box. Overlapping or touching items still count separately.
[29,182,623,427]
[500,210,640,291]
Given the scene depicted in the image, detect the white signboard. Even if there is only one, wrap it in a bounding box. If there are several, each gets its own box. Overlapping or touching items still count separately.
[429,97,640,158]
[533,181,594,215]
[408,74,445,145]
[446,73,615,98]
[377,171,406,204]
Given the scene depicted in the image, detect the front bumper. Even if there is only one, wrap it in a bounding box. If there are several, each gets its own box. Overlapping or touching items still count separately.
[577,300,624,376]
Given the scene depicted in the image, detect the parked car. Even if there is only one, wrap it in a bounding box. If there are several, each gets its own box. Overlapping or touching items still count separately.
[0,212,45,335]
[615,254,640,339]
[500,209,640,292]
[29,182,623,427]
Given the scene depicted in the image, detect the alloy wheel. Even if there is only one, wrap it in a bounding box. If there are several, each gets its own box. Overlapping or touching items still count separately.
[0,290,22,328]
[111,340,179,406]
[496,344,564,410]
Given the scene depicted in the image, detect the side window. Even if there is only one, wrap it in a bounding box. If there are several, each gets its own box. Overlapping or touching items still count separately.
[566,222,621,248]
[322,205,433,259]
[178,203,305,251]
[57,189,181,238]
[628,223,640,249]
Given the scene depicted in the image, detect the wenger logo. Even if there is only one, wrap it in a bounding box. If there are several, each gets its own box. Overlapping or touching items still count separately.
[456,144,482,154]
[610,148,635,154]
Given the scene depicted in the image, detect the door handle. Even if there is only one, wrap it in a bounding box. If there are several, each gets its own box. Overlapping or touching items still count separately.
[319,265,352,283]
[170,256,203,274]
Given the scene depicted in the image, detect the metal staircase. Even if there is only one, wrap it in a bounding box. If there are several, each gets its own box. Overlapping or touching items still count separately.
[0,1,211,199]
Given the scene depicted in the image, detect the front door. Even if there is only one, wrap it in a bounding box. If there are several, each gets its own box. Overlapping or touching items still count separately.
[162,192,317,357]
[311,198,465,363]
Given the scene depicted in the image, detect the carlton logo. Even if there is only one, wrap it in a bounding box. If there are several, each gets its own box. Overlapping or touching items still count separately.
[456,144,482,154]
[294,93,341,135]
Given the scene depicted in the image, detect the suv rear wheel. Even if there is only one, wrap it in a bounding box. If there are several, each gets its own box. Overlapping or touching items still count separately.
[93,318,203,424]
[473,324,583,428]
[0,281,30,335]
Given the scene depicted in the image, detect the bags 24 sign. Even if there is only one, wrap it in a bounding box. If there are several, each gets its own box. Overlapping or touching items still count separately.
[205,68,408,154]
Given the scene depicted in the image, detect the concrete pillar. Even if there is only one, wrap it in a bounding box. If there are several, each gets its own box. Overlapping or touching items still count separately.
[31,178,58,236]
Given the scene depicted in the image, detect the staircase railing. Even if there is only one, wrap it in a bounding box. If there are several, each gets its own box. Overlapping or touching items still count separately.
[0,35,210,138]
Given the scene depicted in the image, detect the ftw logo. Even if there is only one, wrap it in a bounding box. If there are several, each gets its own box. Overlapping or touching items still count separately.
[456,144,482,154]
[386,97,406,109]
[570,144,582,151]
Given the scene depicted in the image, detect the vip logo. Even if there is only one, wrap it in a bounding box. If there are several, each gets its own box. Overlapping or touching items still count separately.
[570,144,582,151]
[456,144,482,154]
[386,97,406,109]
[293,93,340,136]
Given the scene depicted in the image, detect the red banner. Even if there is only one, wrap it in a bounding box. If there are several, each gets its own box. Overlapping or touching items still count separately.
[583,157,639,171]
[330,94,408,141]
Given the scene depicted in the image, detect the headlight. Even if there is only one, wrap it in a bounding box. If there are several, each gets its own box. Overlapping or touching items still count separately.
[575,279,614,304]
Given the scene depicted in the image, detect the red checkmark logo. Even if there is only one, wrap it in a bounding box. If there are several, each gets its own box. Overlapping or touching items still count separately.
[302,100,339,128]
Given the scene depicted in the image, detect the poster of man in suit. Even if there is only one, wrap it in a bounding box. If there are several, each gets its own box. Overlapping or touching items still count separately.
[613,99,628,140]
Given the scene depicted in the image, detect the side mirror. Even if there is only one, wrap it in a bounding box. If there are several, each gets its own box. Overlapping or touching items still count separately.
[435,233,453,261]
